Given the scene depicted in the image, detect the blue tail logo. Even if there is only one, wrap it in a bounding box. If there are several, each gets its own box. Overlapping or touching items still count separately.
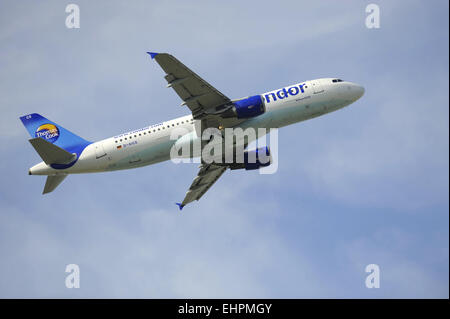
[35,123,60,143]
[20,113,92,169]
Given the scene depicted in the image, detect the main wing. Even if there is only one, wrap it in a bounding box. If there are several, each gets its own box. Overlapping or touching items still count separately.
[176,164,227,210]
[148,52,245,210]
[148,52,229,115]
[147,52,244,132]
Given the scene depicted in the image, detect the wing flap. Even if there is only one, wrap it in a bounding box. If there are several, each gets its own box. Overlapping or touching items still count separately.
[179,164,227,208]
[148,52,247,138]
[151,53,231,113]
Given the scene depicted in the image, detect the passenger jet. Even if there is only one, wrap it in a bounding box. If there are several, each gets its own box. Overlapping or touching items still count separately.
[20,52,364,209]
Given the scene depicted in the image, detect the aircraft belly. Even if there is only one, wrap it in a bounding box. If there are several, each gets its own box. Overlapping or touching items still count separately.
[107,136,173,171]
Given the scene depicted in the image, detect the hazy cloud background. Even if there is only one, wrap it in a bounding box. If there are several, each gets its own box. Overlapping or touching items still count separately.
[0,0,448,298]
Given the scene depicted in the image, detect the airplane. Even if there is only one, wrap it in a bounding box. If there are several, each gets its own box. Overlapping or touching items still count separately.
[20,52,364,210]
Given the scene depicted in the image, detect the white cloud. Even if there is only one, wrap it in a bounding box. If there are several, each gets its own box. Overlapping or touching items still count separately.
[0,0,448,298]
[299,76,449,211]
[338,227,449,298]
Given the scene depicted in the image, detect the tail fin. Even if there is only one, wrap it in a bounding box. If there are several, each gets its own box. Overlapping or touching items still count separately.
[43,175,67,194]
[28,137,76,165]
[27,139,72,194]
[19,113,91,155]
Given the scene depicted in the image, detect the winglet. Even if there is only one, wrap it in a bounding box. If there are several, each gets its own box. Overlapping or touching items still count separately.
[175,202,184,211]
[146,52,159,59]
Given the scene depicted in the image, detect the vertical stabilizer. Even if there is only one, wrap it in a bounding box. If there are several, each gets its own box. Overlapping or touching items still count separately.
[19,113,91,156]
[43,175,68,194]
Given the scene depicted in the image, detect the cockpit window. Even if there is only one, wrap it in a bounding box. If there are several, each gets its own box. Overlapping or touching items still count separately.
[332,79,344,83]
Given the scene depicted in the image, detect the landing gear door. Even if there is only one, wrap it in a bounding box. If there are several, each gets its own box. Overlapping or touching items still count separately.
[311,80,324,94]
[95,142,107,159]
[128,147,142,164]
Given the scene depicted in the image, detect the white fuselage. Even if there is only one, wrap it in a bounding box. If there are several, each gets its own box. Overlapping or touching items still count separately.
[29,78,364,176]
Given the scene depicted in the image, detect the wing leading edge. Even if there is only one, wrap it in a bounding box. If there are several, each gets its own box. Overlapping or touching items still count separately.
[147,52,230,116]
[147,52,245,133]
[147,52,242,210]
[176,164,227,210]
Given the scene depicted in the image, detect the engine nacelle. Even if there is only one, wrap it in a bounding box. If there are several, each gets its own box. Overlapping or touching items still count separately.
[222,95,266,119]
[229,147,272,170]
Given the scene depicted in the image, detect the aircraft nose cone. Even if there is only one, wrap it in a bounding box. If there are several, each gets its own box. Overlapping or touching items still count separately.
[353,84,365,101]
[340,83,364,102]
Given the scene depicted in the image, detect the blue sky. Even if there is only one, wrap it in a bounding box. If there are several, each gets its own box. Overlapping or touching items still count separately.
[0,0,448,298]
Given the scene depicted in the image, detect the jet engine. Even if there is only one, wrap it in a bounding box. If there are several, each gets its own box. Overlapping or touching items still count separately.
[229,147,272,170]
[222,95,266,119]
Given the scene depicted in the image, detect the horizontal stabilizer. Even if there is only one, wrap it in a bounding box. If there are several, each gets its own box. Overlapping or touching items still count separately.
[43,175,67,194]
[29,137,76,165]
